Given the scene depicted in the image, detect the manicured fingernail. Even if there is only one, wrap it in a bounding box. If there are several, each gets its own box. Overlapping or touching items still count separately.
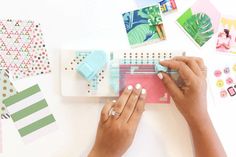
[157,73,163,80]
[127,85,133,90]
[112,100,116,103]
[141,89,146,94]
[159,58,165,62]
[135,83,141,89]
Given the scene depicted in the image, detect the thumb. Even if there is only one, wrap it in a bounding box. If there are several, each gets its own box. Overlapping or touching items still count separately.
[158,73,183,100]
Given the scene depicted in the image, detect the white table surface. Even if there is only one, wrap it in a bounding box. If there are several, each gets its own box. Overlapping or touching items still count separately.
[1,0,236,156]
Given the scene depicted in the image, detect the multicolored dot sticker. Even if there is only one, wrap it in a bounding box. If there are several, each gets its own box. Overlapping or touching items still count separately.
[223,67,230,74]
[216,80,224,88]
[214,70,222,77]
[212,64,236,100]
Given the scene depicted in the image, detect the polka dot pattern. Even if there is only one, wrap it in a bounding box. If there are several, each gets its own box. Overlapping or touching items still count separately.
[0,70,17,119]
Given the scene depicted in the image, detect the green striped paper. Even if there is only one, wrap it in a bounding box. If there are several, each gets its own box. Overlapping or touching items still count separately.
[3,84,56,142]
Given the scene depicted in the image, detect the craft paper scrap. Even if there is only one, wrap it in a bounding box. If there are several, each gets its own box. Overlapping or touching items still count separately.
[176,0,220,47]
[0,69,17,119]
[122,5,166,46]
[216,16,236,54]
[3,84,57,143]
[209,63,236,104]
[0,119,3,153]
[0,120,2,153]
[0,19,51,79]
[135,0,177,13]
[119,64,170,104]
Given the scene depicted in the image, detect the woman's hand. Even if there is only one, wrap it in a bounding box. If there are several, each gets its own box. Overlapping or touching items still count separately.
[159,57,226,157]
[89,84,147,157]
[159,57,208,124]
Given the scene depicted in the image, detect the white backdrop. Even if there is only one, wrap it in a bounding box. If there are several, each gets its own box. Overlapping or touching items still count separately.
[1,0,236,157]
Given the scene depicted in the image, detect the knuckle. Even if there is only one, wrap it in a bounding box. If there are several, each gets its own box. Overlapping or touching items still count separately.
[101,111,107,119]
[178,62,185,69]
[115,102,123,109]
[126,102,133,110]
[136,105,145,114]
[198,57,204,63]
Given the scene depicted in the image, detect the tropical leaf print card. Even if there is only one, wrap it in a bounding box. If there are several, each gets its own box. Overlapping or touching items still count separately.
[216,16,236,54]
[135,0,177,14]
[122,5,166,47]
[176,0,220,47]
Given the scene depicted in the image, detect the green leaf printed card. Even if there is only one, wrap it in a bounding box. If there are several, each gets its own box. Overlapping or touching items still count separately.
[177,0,221,47]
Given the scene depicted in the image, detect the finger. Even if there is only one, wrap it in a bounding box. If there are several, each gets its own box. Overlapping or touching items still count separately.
[192,57,207,78]
[160,60,196,81]
[100,100,116,123]
[128,89,146,129]
[111,85,133,119]
[119,84,142,123]
[173,56,202,76]
[160,73,184,100]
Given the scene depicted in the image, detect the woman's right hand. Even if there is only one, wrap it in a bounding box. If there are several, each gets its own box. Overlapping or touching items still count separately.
[159,57,208,124]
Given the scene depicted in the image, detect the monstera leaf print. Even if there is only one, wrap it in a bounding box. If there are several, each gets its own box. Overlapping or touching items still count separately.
[183,13,214,46]
[128,24,158,45]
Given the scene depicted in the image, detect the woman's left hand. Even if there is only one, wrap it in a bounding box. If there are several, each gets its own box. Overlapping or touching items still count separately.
[88,84,147,157]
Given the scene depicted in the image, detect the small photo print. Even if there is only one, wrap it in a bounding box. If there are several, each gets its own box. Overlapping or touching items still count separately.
[122,5,166,46]
[176,0,221,47]
[159,0,177,13]
[216,16,236,54]
[135,0,177,13]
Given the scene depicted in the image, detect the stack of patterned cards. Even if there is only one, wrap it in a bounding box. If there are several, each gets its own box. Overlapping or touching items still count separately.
[0,19,51,79]
[3,84,57,143]
[0,69,17,119]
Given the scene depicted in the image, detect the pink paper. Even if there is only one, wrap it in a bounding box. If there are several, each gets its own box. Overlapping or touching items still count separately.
[119,64,170,104]
[191,0,221,32]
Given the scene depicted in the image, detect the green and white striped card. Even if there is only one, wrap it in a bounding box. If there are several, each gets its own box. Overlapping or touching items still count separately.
[3,84,57,143]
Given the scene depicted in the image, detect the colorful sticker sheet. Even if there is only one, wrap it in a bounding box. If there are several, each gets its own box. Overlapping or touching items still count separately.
[210,63,236,104]
[176,0,221,47]
[119,64,170,104]
[0,19,51,79]
[216,16,236,54]
[135,0,177,13]
[3,84,57,143]
[0,69,17,119]
[122,5,166,46]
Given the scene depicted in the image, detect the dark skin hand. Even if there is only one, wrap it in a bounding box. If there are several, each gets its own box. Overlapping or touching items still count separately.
[88,57,226,157]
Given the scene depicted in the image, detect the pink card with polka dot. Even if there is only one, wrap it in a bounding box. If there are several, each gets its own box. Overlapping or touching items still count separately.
[0,19,51,79]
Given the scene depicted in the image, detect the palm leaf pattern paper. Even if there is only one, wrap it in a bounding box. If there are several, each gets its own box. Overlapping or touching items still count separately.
[122,5,163,45]
[183,13,214,46]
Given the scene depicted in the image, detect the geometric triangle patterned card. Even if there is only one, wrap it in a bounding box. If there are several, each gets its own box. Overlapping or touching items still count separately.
[0,19,51,79]
[3,84,57,143]
[0,69,17,119]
